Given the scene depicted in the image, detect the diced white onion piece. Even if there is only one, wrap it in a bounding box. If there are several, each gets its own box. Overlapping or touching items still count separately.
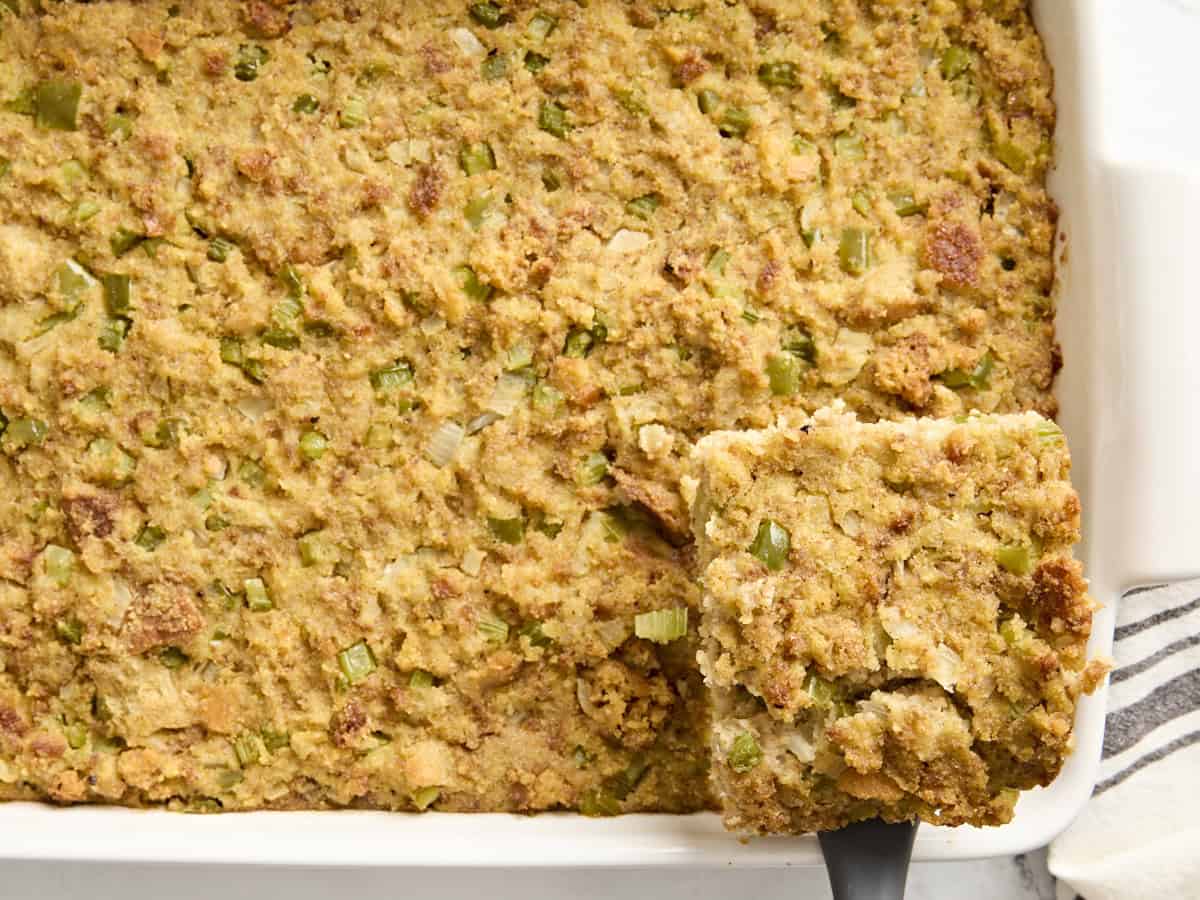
[607,228,650,254]
[461,547,486,576]
[426,421,464,467]
[386,141,409,165]
[879,605,920,641]
[450,27,486,57]
[466,411,500,434]
[235,395,273,423]
[930,643,962,691]
[785,732,816,764]
[487,372,527,416]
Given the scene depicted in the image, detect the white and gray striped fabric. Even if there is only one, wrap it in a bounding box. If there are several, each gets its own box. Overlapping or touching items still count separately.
[1050,579,1200,900]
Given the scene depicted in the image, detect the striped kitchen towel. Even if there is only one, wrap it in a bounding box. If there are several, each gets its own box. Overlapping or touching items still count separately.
[1049,579,1200,900]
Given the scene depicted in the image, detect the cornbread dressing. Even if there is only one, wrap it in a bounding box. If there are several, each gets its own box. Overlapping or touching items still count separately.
[0,0,1068,816]
[693,409,1107,833]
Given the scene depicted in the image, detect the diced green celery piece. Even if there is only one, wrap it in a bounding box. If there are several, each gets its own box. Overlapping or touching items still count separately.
[741,307,760,325]
[105,113,133,141]
[727,732,763,773]
[293,93,319,114]
[87,437,136,484]
[613,87,648,115]
[697,89,720,115]
[851,190,871,217]
[995,140,1028,173]
[604,754,649,800]
[217,769,243,789]
[579,787,621,816]
[60,158,87,188]
[134,523,166,551]
[98,316,132,352]
[477,615,509,643]
[143,417,182,449]
[102,273,131,315]
[412,786,440,810]
[783,325,817,364]
[563,326,595,358]
[4,417,48,449]
[482,53,510,80]
[364,423,391,448]
[0,157,10,179]
[233,733,260,767]
[43,544,75,586]
[940,45,972,80]
[262,327,299,350]
[527,11,557,40]
[804,671,838,705]
[244,577,273,612]
[577,451,608,486]
[765,353,802,396]
[339,96,368,128]
[538,100,569,138]
[74,199,101,222]
[56,617,84,645]
[749,518,790,570]
[110,227,145,258]
[464,192,492,229]
[469,1,504,28]
[523,51,550,74]
[719,107,751,138]
[34,79,82,131]
[487,515,525,545]
[460,141,496,176]
[634,607,688,644]
[706,248,730,275]
[757,61,797,87]
[261,728,290,752]
[338,640,375,683]
[370,360,414,393]
[833,131,865,160]
[409,669,434,689]
[625,193,660,220]
[996,544,1034,576]
[531,382,563,414]
[234,44,269,82]
[939,351,993,390]
[65,722,88,750]
[838,227,871,275]
[239,357,266,384]
[888,190,926,217]
[298,430,328,461]
[159,646,187,669]
[452,264,494,302]
[298,531,333,567]
[239,458,266,486]
[208,237,236,262]
[1036,420,1064,444]
[518,620,551,648]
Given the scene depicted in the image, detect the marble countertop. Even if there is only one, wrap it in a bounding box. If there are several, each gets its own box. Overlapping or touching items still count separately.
[6,850,1055,900]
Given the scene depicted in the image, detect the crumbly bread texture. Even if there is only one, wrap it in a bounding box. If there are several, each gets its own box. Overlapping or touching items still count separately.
[693,407,1107,834]
[1,0,1059,813]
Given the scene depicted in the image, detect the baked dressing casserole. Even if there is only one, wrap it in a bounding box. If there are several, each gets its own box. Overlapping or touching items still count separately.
[692,408,1107,833]
[0,0,1080,818]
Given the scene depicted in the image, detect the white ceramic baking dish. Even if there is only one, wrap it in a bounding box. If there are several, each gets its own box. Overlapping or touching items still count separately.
[4,0,1199,867]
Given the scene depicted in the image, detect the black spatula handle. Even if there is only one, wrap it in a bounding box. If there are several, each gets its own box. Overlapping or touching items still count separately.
[818,819,918,900]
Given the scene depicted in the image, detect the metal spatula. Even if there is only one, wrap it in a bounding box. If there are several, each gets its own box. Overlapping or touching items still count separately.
[818,819,918,900]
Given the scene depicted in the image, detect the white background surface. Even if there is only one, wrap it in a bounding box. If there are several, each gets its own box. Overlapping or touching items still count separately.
[4,852,1054,900]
